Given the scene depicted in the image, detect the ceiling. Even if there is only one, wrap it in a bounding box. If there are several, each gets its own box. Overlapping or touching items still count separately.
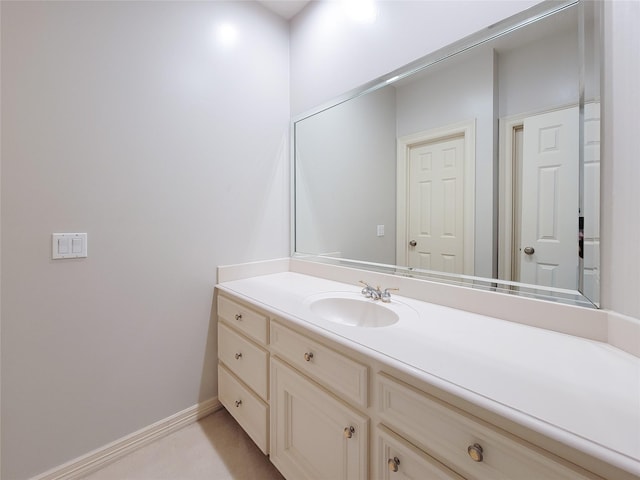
[258,1,310,20]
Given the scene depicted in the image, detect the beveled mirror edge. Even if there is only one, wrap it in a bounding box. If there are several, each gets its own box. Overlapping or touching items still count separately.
[290,0,600,310]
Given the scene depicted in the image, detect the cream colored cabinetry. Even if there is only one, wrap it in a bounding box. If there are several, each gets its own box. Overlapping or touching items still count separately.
[269,320,370,479]
[270,357,369,480]
[270,320,368,408]
[376,425,464,480]
[377,373,599,480]
[217,294,269,454]
[216,290,615,480]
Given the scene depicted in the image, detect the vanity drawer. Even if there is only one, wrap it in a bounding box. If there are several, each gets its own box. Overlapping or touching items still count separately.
[376,425,464,480]
[377,373,599,480]
[270,321,368,408]
[218,294,268,345]
[218,364,269,454]
[218,323,268,400]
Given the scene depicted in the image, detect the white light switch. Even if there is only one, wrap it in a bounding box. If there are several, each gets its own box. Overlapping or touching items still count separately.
[377,225,385,237]
[71,237,83,254]
[58,238,69,254]
[52,233,87,259]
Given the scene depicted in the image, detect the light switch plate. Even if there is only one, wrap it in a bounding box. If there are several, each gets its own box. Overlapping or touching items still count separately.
[52,233,87,259]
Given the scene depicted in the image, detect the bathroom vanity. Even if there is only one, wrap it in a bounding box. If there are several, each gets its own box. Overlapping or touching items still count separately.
[216,259,640,480]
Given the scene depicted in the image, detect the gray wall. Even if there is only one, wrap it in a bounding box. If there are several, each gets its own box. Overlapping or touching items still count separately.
[0,2,289,478]
[601,0,640,319]
[497,26,579,117]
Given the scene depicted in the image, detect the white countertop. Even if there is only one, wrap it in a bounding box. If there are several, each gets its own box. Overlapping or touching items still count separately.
[217,271,640,476]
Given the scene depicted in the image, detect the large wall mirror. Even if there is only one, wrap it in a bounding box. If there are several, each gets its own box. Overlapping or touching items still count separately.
[293,0,601,307]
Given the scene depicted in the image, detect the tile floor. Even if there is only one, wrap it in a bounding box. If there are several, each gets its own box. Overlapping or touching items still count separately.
[81,408,284,480]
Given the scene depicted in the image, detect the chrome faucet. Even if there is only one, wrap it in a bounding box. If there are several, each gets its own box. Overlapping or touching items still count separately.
[359,281,398,303]
[380,287,399,303]
[359,280,379,299]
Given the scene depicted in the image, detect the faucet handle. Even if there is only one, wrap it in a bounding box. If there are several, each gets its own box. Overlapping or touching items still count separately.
[381,287,399,303]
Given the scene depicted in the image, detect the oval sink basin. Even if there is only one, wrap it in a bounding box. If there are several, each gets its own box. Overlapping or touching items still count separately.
[308,296,400,328]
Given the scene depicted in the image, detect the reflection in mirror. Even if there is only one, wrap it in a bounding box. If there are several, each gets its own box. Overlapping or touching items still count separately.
[294,0,601,307]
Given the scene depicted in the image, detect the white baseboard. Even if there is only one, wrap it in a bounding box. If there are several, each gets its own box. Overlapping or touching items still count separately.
[32,397,222,480]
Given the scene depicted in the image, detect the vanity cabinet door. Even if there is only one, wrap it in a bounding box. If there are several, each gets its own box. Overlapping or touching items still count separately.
[270,357,368,480]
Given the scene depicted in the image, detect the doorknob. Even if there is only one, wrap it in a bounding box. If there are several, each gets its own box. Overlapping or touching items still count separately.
[409,240,417,247]
[523,246,535,255]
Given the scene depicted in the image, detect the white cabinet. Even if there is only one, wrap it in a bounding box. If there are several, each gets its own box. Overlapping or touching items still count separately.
[270,320,368,408]
[376,425,464,480]
[377,372,600,480]
[218,294,268,344]
[217,294,270,454]
[218,364,269,453]
[216,289,616,480]
[270,357,369,480]
[219,322,269,399]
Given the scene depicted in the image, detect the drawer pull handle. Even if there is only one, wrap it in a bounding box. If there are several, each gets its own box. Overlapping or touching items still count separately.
[234,399,242,407]
[343,426,355,439]
[388,456,400,472]
[304,352,314,362]
[467,443,484,462]
[234,313,242,321]
[234,352,242,360]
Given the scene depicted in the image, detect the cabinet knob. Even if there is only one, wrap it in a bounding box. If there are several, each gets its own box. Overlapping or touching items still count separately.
[234,399,242,407]
[304,352,314,362]
[343,426,355,439]
[234,313,242,321]
[467,443,484,462]
[234,352,242,360]
[388,456,400,472]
